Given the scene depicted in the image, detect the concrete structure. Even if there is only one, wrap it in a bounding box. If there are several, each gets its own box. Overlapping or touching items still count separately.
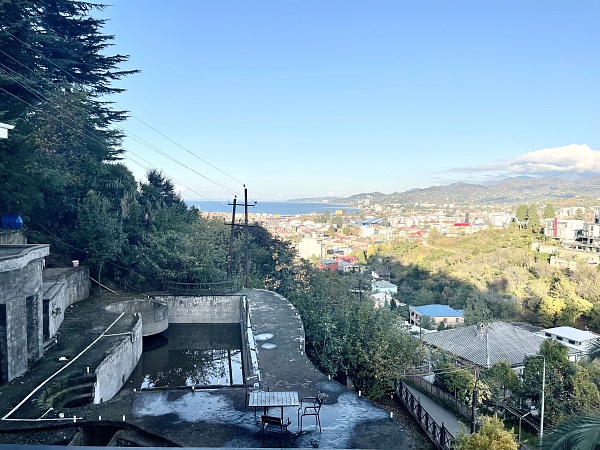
[409,304,464,327]
[43,267,90,341]
[537,326,600,362]
[155,295,244,324]
[106,299,169,336]
[0,230,26,245]
[317,259,338,272]
[0,244,49,383]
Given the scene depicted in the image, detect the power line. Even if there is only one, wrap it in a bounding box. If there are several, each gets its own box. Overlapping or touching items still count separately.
[0,28,248,200]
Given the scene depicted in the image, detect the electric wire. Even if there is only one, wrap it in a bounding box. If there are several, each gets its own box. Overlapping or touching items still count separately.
[0,64,231,212]
[0,28,249,200]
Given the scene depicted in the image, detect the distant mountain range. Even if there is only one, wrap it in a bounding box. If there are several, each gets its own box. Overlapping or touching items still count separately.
[290,176,600,206]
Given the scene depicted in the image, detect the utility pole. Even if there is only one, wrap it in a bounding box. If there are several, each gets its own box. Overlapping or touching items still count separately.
[227,196,237,280]
[471,368,479,433]
[228,188,256,289]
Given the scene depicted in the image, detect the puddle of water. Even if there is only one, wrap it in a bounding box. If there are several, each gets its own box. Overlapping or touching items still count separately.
[260,343,277,349]
[130,323,244,389]
[254,333,273,341]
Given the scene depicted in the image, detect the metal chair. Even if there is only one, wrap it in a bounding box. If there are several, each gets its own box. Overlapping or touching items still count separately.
[261,414,291,446]
[298,391,324,432]
[246,380,269,415]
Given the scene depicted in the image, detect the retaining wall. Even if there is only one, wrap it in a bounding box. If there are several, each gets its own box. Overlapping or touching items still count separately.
[106,299,168,336]
[43,267,91,340]
[93,316,143,404]
[156,295,242,324]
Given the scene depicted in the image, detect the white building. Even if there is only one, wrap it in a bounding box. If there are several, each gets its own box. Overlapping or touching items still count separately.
[537,326,600,362]
[0,122,15,139]
[544,218,584,241]
[297,237,327,259]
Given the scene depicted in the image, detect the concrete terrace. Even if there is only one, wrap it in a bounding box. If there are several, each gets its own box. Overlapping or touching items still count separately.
[0,287,426,449]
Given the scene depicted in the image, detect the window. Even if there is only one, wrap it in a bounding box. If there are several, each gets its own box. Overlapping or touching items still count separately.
[443,318,447,323]
[556,336,563,341]
[545,333,551,337]
[568,340,576,345]
[455,318,459,323]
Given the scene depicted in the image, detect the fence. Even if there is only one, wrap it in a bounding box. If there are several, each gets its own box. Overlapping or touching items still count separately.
[404,374,472,419]
[396,381,455,450]
[163,280,237,296]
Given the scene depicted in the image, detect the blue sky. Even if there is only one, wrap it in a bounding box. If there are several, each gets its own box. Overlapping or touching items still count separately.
[99,1,600,201]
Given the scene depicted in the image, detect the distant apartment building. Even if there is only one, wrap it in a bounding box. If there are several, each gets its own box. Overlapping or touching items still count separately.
[544,218,584,241]
[297,237,327,259]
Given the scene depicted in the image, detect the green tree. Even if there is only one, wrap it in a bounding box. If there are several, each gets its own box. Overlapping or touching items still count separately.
[455,415,518,450]
[544,204,556,219]
[420,315,435,330]
[515,204,529,222]
[521,340,600,426]
[576,208,586,220]
[484,361,520,399]
[76,192,125,292]
[528,204,541,230]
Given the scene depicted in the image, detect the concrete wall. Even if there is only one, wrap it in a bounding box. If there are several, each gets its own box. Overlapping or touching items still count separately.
[0,231,26,245]
[93,316,143,404]
[42,267,91,341]
[106,299,169,336]
[156,295,242,324]
[0,244,50,383]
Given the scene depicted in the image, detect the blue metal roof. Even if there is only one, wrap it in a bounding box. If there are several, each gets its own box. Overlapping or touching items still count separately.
[411,304,463,317]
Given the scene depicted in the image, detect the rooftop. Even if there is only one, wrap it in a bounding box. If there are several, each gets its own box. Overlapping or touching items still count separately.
[422,322,546,368]
[410,304,463,318]
[539,326,600,343]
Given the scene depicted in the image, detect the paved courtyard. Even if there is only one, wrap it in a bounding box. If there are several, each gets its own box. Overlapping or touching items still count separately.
[0,288,427,449]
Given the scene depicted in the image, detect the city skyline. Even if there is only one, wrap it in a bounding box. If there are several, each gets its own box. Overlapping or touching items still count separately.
[100,1,600,201]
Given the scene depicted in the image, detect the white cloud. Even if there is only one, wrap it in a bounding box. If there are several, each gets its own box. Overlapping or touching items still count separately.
[450,144,600,176]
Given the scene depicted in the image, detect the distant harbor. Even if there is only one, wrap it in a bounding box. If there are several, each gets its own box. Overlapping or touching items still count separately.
[186,200,361,216]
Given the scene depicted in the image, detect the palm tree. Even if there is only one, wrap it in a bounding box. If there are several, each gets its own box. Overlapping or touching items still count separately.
[586,338,600,363]
[542,415,600,450]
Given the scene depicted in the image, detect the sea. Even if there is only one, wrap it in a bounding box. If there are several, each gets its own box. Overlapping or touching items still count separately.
[186,200,361,216]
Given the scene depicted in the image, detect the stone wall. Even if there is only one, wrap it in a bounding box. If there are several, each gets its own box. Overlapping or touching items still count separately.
[93,315,143,404]
[0,244,50,383]
[105,299,168,336]
[156,295,243,324]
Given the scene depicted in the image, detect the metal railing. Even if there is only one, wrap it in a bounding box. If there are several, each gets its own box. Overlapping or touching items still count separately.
[396,381,455,450]
[404,374,473,419]
[163,280,237,296]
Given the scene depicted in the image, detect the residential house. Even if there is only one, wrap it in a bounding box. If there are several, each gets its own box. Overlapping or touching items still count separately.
[409,304,464,328]
[544,218,584,241]
[337,260,357,273]
[317,259,338,272]
[371,269,391,281]
[537,326,600,362]
[422,322,546,370]
[371,280,397,294]
[370,292,392,309]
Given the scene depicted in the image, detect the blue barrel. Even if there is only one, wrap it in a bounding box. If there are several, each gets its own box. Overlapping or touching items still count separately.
[1,214,23,230]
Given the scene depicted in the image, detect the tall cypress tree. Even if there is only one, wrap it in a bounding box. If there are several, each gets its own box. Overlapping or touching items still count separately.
[0,0,137,225]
